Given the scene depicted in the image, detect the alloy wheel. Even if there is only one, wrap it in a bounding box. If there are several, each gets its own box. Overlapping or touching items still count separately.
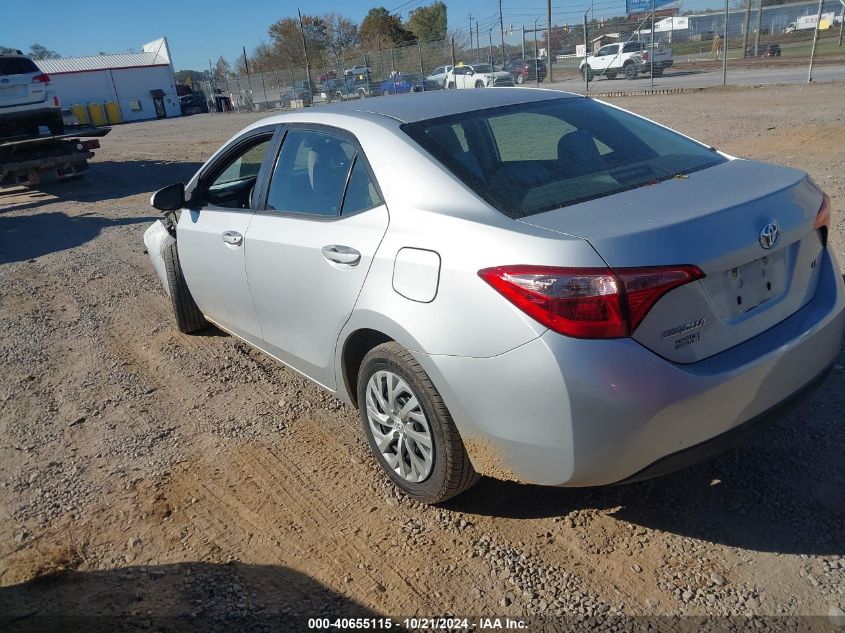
[365,370,434,483]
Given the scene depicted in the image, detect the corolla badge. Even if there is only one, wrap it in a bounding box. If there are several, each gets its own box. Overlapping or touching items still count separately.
[759,222,780,250]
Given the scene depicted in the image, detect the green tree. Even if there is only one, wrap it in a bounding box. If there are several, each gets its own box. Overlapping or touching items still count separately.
[359,7,414,50]
[28,43,61,59]
[267,15,329,67]
[213,56,232,82]
[407,2,447,42]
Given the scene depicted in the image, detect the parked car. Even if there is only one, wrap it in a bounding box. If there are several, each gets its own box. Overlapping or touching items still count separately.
[446,63,515,89]
[503,57,547,84]
[144,89,843,504]
[745,43,782,58]
[280,86,312,108]
[0,53,64,138]
[344,65,371,79]
[426,65,454,88]
[580,41,673,80]
[379,73,418,96]
[179,92,209,115]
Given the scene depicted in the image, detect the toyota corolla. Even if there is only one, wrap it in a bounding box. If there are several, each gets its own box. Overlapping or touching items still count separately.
[143,89,844,504]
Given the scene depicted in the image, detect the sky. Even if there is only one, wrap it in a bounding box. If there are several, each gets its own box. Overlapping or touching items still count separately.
[1,0,675,71]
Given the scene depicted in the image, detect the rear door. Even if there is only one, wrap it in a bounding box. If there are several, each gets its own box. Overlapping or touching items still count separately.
[0,57,45,107]
[177,127,278,342]
[244,126,389,388]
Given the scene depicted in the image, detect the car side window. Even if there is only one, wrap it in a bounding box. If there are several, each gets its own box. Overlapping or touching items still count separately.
[623,42,642,53]
[596,46,615,57]
[266,129,355,217]
[342,158,382,215]
[204,136,272,209]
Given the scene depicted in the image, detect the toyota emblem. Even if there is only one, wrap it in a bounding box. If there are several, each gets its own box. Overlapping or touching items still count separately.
[759,222,780,250]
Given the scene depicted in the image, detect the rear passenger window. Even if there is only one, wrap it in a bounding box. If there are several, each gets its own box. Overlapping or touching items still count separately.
[342,159,381,215]
[266,130,354,217]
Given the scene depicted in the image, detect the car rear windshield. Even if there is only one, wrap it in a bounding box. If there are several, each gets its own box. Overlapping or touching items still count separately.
[401,97,726,218]
[0,57,40,76]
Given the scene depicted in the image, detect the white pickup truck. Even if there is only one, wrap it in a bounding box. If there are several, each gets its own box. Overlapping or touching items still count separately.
[579,41,672,81]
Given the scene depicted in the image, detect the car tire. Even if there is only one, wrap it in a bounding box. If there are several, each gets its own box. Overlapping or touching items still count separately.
[358,341,479,504]
[48,116,65,136]
[516,74,525,84]
[653,67,664,77]
[624,63,638,80]
[447,81,456,89]
[474,81,484,88]
[383,89,390,96]
[163,240,207,334]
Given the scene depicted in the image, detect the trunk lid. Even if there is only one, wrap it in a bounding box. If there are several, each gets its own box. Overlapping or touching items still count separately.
[519,159,825,363]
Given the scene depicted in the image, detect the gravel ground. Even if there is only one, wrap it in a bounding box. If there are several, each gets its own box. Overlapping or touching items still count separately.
[0,82,844,632]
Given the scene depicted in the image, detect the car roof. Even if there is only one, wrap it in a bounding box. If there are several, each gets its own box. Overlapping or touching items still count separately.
[299,88,579,124]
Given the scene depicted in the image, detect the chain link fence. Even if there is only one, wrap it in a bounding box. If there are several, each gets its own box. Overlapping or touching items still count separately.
[190,0,843,113]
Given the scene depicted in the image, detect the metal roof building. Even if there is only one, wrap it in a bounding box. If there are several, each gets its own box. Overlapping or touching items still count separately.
[37,37,180,122]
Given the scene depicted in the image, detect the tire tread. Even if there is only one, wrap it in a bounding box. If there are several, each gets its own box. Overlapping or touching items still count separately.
[163,240,207,334]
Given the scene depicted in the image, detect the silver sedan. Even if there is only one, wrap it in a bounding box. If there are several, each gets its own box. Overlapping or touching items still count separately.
[144,89,844,503]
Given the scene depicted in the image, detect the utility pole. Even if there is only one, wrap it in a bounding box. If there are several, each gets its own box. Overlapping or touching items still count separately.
[754,0,763,56]
[546,0,554,81]
[808,0,825,81]
[451,36,456,66]
[650,0,655,88]
[535,17,541,87]
[297,9,313,98]
[722,0,729,86]
[242,45,250,76]
[488,28,493,65]
[499,0,506,66]
[583,12,589,92]
[476,23,480,63]
[521,26,526,59]
[741,0,752,59]
[468,14,474,53]
[838,0,844,47]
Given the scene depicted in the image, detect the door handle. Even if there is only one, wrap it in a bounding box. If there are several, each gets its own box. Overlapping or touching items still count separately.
[222,231,243,246]
[322,245,361,266]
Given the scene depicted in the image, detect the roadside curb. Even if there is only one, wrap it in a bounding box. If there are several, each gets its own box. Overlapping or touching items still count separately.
[586,86,717,98]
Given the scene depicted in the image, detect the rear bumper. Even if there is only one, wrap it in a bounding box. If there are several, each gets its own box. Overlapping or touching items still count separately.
[420,248,845,486]
[0,102,62,133]
[617,358,834,484]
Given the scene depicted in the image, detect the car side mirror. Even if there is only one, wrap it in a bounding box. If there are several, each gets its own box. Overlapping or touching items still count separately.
[151,182,185,212]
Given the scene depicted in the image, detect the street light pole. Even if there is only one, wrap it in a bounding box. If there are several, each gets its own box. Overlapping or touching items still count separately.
[650,0,655,88]
[808,0,825,81]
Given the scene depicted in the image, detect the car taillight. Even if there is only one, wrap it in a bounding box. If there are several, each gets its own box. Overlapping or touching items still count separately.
[478,265,704,339]
[32,73,51,84]
[53,95,60,106]
[814,193,831,246]
[642,52,649,61]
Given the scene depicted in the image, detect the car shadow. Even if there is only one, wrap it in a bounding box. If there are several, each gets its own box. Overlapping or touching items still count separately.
[445,364,845,556]
[0,561,397,633]
[0,211,156,264]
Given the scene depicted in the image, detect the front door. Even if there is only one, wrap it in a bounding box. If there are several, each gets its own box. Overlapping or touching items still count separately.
[245,127,389,389]
[177,129,277,343]
[153,97,166,118]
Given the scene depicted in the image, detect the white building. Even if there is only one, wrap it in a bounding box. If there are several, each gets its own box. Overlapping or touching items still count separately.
[37,37,180,122]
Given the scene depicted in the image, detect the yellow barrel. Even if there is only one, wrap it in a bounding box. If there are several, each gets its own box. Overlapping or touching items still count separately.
[105,101,123,124]
[71,103,89,125]
[87,102,107,127]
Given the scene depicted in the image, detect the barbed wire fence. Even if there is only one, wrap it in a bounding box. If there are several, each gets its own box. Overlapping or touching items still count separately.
[193,0,844,112]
